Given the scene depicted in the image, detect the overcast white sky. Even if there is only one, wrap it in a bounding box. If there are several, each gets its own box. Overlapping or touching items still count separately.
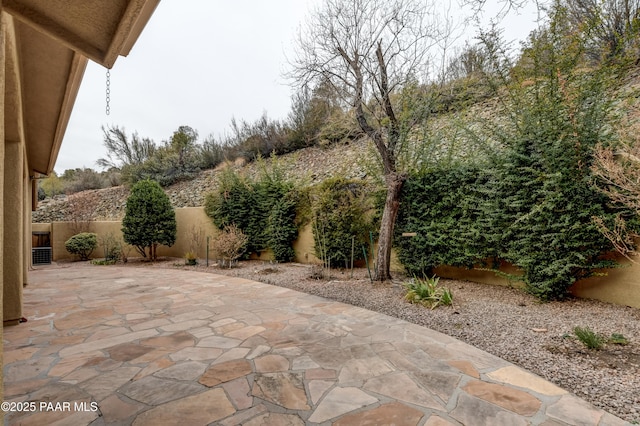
[55,0,540,173]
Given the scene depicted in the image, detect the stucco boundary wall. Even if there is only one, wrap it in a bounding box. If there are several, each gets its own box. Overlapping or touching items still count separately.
[33,207,640,309]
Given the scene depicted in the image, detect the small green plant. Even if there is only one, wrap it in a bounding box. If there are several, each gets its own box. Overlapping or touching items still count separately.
[403,276,453,309]
[65,233,98,261]
[573,326,605,350]
[609,333,629,346]
[91,258,117,265]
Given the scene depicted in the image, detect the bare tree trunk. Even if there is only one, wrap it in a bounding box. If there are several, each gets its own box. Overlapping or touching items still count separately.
[374,172,405,281]
[290,0,436,280]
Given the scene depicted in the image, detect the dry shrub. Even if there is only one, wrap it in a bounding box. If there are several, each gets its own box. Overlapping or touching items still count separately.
[592,107,640,261]
[215,224,248,268]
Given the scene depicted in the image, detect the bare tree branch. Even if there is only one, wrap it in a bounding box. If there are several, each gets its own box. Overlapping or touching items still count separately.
[97,125,156,170]
[288,0,448,280]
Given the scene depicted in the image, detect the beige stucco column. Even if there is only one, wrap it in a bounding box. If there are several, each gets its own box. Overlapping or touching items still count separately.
[2,11,24,325]
[1,0,7,414]
[24,161,30,282]
[3,138,23,324]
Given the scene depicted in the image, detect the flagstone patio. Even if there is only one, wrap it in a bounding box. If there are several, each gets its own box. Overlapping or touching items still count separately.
[2,263,629,425]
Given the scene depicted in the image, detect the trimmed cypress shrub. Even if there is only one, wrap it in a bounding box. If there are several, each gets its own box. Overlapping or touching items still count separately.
[122,179,176,260]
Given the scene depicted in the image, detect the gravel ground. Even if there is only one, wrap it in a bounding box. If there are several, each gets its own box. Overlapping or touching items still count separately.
[131,258,640,422]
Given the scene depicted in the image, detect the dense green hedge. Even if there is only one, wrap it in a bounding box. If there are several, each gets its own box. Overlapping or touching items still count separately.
[395,160,626,300]
[204,161,299,262]
[395,26,637,300]
[395,165,495,277]
[308,177,377,268]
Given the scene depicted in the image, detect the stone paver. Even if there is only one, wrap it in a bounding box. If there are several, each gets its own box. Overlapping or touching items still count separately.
[451,393,529,426]
[2,264,630,425]
[98,394,145,423]
[254,354,290,372]
[107,342,153,362]
[252,372,310,410]
[79,366,140,401]
[333,402,425,426]
[308,387,378,423]
[132,388,235,425]
[198,359,252,387]
[119,375,204,405]
[463,380,542,416]
[487,365,568,396]
[153,360,207,381]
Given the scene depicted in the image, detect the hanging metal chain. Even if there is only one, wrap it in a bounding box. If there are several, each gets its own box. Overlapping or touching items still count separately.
[105,69,111,115]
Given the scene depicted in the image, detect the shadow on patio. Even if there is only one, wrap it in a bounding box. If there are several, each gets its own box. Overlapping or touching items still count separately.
[3,263,627,425]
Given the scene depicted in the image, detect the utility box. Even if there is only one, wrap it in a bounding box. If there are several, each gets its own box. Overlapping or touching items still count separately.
[32,231,52,265]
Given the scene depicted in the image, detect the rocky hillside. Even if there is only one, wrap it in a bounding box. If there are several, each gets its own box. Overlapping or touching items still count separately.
[32,138,374,223]
[34,67,640,225]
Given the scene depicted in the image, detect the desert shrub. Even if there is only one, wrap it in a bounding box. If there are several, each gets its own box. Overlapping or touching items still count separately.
[561,0,640,64]
[97,125,156,186]
[40,173,64,197]
[403,276,453,309]
[204,156,299,262]
[99,125,204,187]
[122,179,176,260]
[198,135,226,169]
[287,80,359,150]
[215,224,249,268]
[64,168,106,193]
[132,156,200,187]
[128,127,202,187]
[65,233,98,261]
[104,168,122,187]
[315,109,360,147]
[224,114,293,161]
[307,177,377,268]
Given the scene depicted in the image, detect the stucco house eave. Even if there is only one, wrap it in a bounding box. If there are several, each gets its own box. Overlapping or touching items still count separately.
[4,0,160,176]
